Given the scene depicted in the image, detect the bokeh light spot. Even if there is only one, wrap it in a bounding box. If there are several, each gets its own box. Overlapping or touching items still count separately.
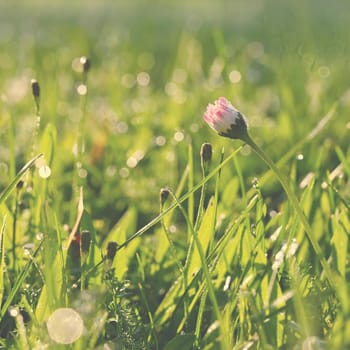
[229,70,242,83]
[77,84,88,95]
[126,157,138,168]
[155,136,166,146]
[119,167,130,178]
[38,165,51,179]
[318,65,330,78]
[174,131,184,142]
[47,308,84,344]
[137,72,150,86]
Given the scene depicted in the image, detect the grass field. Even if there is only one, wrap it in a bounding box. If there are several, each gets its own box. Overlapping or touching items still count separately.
[0,0,350,349]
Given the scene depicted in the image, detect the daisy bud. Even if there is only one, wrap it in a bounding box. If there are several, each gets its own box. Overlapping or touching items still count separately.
[31,79,40,99]
[80,230,91,255]
[106,241,117,262]
[80,56,91,74]
[31,79,40,112]
[160,187,170,206]
[200,143,212,171]
[16,180,24,191]
[203,97,248,140]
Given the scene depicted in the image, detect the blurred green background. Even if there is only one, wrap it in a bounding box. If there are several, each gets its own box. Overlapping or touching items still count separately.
[1,0,349,229]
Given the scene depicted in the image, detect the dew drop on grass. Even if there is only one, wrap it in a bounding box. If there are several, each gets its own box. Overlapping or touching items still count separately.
[38,165,51,179]
[47,308,84,344]
[296,153,304,160]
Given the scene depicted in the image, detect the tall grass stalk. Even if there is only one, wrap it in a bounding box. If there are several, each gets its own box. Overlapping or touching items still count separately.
[242,134,336,287]
[168,187,229,349]
[116,147,242,251]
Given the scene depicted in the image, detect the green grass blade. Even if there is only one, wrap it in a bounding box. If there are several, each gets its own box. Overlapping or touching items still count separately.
[0,153,43,205]
[0,239,44,320]
[117,147,242,251]
[102,207,138,279]
[186,196,215,280]
[330,209,349,276]
[164,334,196,350]
[40,123,57,167]
[0,216,6,306]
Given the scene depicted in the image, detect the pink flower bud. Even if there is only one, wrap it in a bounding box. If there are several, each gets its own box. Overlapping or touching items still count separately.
[203,97,248,140]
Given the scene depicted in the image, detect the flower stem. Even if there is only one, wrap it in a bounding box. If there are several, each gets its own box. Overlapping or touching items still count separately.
[242,133,335,287]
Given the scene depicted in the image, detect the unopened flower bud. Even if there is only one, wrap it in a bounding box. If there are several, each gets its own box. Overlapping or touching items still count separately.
[31,79,40,113]
[80,230,91,255]
[203,97,248,140]
[31,79,40,99]
[16,180,24,191]
[106,241,117,262]
[200,143,212,171]
[80,56,91,73]
[160,187,170,206]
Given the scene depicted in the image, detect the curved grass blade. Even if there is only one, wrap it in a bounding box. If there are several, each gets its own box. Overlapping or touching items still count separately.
[0,153,43,205]
[0,239,44,320]
[0,216,6,306]
[251,101,339,192]
[116,147,242,251]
